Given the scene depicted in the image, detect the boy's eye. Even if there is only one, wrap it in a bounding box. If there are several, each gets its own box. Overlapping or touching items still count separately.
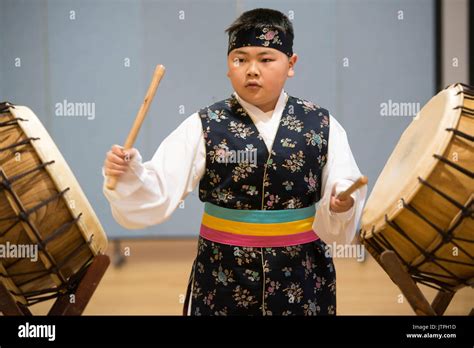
[261,58,274,63]
[233,58,245,66]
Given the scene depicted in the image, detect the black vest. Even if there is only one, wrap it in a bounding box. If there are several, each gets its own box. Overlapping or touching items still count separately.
[198,94,330,210]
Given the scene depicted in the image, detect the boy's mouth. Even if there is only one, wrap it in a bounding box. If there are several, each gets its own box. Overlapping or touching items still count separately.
[245,81,262,89]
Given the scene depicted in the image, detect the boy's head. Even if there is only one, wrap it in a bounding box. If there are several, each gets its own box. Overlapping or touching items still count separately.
[225,8,298,113]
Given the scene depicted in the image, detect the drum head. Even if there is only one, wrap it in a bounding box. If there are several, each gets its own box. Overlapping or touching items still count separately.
[0,105,108,304]
[9,106,108,254]
[361,85,463,235]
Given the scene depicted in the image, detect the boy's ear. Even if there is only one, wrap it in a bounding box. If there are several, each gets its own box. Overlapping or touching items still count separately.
[288,54,298,78]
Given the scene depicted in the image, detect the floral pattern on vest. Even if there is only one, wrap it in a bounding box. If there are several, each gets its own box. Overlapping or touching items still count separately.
[198,94,330,210]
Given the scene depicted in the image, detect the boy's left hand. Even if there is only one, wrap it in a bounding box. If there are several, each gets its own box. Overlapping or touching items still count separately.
[330,194,354,213]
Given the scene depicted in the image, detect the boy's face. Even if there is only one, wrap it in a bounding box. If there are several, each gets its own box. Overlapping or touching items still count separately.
[227,46,298,113]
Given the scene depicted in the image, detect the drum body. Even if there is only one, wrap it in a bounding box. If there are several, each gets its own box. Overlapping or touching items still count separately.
[0,104,107,305]
[360,84,473,291]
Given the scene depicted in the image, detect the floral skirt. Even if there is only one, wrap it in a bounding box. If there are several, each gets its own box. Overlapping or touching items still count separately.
[184,236,336,316]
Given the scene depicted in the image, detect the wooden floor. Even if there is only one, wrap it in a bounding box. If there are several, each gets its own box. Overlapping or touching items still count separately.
[30,239,473,315]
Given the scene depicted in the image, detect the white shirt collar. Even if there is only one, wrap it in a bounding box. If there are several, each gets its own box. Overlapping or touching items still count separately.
[233,89,288,119]
[233,89,288,151]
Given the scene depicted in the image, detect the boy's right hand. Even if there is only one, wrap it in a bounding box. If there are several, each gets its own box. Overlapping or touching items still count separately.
[104,145,138,178]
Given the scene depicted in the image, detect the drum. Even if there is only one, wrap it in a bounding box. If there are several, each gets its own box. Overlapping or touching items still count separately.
[0,103,108,305]
[360,83,473,291]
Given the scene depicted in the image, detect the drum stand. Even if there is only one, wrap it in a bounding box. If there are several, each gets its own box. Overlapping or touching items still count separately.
[0,254,110,316]
[379,250,473,316]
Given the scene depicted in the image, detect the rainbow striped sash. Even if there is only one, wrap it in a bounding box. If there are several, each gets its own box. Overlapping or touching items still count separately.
[199,202,319,247]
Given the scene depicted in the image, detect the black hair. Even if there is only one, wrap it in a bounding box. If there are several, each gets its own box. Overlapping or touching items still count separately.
[225,8,294,39]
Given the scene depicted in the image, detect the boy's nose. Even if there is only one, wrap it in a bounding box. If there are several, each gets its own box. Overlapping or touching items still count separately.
[246,62,260,76]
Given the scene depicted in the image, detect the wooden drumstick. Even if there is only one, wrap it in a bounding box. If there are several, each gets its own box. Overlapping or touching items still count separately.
[106,64,166,190]
[336,176,368,200]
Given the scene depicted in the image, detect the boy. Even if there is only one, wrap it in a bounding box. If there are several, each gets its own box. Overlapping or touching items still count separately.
[103,8,366,315]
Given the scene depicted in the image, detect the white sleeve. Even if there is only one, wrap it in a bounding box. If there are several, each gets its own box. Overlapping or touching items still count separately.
[102,112,206,229]
[313,115,367,245]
